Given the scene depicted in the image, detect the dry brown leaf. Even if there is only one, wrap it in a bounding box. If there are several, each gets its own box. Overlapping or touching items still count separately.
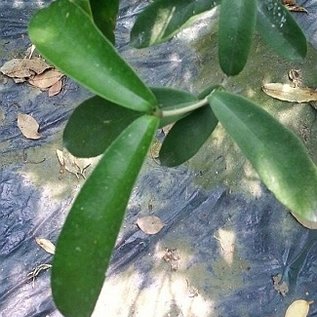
[262,83,317,103]
[136,215,164,234]
[48,79,63,96]
[28,69,63,89]
[56,148,91,179]
[0,58,50,79]
[35,238,56,255]
[17,113,41,140]
[285,299,312,317]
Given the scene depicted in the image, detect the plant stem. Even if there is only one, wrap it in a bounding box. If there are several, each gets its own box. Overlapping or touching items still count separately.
[159,97,208,118]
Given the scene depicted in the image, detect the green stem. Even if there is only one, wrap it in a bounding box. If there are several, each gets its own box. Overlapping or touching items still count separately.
[160,97,208,118]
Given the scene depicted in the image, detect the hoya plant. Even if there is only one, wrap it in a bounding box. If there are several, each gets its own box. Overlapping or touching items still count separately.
[28,0,317,316]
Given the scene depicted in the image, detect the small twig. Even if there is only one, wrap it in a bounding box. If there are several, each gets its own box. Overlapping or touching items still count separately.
[27,263,52,287]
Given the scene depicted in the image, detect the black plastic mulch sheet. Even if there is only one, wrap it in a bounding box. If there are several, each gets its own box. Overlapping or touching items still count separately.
[1,1,317,317]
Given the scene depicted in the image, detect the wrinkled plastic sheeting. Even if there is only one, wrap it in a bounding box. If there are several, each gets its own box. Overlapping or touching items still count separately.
[0,1,317,317]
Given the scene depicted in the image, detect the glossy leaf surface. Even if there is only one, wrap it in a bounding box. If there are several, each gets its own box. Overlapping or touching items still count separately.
[63,96,140,158]
[28,0,156,112]
[151,87,197,127]
[198,84,223,99]
[72,0,91,15]
[90,0,119,43]
[257,0,307,60]
[209,91,317,222]
[131,0,221,48]
[52,115,159,317]
[218,0,257,76]
[160,106,218,166]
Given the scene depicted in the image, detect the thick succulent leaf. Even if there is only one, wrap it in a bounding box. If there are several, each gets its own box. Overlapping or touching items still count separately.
[159,106,218,167]
[90,0,119,43]
[131,0,221,48]
[218,0,257,76]
[151,87,198,127]
[257,0,307,60]
[28,0,156,112]
[63,96,140,158]
[208,91,317,222]
[52,115,159,317]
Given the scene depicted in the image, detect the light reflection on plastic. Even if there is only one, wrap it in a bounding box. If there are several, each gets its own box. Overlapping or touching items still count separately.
[214,228,235,266]
[13,1,45,8]
[93,268,214,317]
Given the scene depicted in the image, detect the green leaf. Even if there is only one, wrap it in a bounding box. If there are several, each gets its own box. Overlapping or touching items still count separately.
[151,87,198,127]
[218,0,257,76]
[52,115,159,317]
[256,0,307,60]
[159,105,218,167]
[197,84,223,99]
[90,0,119,43]
[63,96,140,158]
[28,0,157,112]
[71,0,92,15]
[209,91,317,222]
[131,0,221,48]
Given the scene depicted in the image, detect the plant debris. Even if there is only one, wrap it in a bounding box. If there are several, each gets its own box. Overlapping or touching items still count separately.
[136,215,164,234]
[288,69,302,87]
[48,79,63,96]
[162,248,180,271]
[262,83,317,104]
[27,237,55,286]
[17,113,41,140]
[27,263,52,287]
[272,273,289,297]
[28,68,63,89]
[283,0,308,13]
[0,58,50,82]
[56,148,91,179]
[0,57,64,96]
[35,237,56,255]
[285,299,313,317]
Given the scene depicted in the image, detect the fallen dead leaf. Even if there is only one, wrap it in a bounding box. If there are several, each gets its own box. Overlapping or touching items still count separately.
[56,148,91,179]
[28,69,63,90]
[0,58,50,80]
[285,299,312,317]
[17,113,41,140]
[262,83,317,103]
[136,215,164,234]
[48,79,63,96]
[35,237,56,255]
